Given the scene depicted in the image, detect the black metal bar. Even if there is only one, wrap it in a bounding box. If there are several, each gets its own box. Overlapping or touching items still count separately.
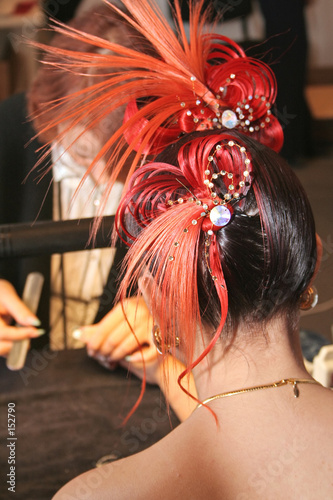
[0,216,115,258]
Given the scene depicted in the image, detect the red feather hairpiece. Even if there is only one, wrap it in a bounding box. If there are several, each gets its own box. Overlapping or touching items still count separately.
[31,0,283,199]
[116,132,254,406]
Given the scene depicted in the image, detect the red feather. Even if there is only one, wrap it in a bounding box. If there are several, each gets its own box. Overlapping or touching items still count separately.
[30,0,283,204]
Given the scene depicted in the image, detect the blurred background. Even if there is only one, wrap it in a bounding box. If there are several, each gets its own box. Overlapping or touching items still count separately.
[0,0,332,341]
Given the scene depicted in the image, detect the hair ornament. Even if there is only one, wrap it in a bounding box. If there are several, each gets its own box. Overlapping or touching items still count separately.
[31,0,282,196]
[123,50,281,155]
[116,133,251,376]
[164,137,253,290]
[165,138,252,240]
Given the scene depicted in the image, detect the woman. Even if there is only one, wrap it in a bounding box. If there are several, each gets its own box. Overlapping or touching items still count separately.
[53,125,333,498]
[40,1,331,496]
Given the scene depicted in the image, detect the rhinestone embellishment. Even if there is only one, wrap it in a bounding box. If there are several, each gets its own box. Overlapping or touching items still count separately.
[209,205,232,227]
[221,110,238,129]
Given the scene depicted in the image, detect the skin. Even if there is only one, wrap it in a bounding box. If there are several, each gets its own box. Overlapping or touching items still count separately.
[52,314,333,500]
[52,239,333,499]
[77,293,197,421]
[75,297,156,366]
[0,280,45,357]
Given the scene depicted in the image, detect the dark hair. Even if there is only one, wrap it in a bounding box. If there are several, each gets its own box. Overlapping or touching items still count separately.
[118,129,317,352]
[157,130,317,334]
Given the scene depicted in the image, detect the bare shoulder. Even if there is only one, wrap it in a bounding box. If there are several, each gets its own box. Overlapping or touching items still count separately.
[52,420,204,500]
[52,388,333,500]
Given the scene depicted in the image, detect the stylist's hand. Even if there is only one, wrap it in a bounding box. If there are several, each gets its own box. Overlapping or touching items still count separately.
[0,279,44,357]
[73,296,157,369]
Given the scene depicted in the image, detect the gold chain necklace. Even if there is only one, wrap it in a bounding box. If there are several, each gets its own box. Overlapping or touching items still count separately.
[197,378,322,409]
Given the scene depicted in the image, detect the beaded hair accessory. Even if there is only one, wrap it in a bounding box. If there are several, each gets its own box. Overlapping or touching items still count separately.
[165,139,252,286]
[116,132,252,374]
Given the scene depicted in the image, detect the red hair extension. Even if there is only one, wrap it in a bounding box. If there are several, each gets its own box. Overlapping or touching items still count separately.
[119,298,147,426]
[116,132,254,406]
[28,0,282,218]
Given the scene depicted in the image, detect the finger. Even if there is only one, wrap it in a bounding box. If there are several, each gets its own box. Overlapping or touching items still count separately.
[99,297,150,332]
[93,354,118,371]
[0,316,9,327]
[73,324,112,354]
[107,333,145,361]
[118,358,144,380]
[97,322,132,357]
[97,300,134,331]
[125,344,159,363]
[85,304,140,352]
[0,281,40,326]
[78,296,151,354]
[72,325,99,343]
[0,325,45,342]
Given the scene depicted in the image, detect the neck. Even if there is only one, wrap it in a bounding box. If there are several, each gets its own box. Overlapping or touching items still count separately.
[192,317,310,402]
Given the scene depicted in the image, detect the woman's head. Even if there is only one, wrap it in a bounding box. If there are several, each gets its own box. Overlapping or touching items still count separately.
[117,129,316,368]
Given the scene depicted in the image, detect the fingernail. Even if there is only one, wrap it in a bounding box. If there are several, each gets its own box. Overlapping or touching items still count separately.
[29,318,41,327]
[35,329,46,336]
[96,354,108,363]
[72,329,83,340]
[125,354,142,362]
[126,352,143,362]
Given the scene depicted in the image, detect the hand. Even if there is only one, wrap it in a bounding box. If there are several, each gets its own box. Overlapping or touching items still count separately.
[73,296,157,368]
[119,348,164,385]
[0,279,44,357]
